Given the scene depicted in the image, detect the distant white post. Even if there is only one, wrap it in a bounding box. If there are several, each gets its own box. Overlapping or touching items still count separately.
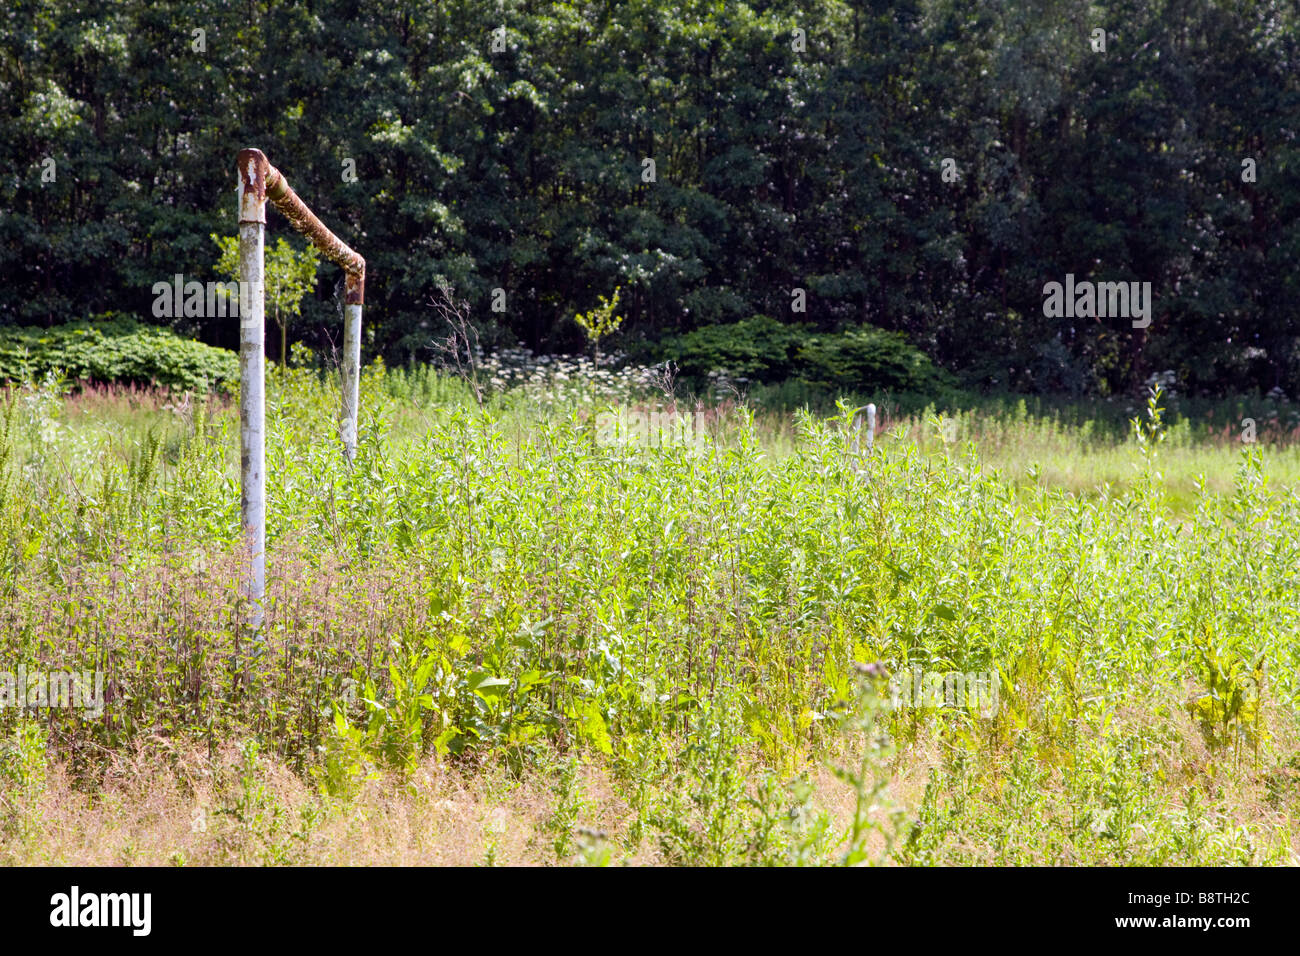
[235,148,367,630]
[851,403,877,459]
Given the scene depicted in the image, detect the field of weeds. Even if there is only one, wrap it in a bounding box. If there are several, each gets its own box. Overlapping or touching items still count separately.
[1,359,1298,865]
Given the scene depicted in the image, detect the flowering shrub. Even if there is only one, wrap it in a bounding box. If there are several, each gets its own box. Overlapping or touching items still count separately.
[475,347,668,409]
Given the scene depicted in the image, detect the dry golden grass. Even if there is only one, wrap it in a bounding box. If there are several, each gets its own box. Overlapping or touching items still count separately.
[7,699,1297,867]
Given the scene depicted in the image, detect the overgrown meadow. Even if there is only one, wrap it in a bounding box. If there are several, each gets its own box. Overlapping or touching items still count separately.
[1,358,1298,865]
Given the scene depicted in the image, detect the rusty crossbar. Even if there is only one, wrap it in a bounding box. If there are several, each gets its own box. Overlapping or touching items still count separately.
[235,147,365,630]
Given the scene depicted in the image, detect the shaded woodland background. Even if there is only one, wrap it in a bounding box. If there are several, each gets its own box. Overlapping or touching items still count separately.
[3,0,1298,397]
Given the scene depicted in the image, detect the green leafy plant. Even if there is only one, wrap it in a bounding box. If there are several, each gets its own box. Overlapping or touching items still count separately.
[571,287,624,367]
[832,672,911,865]
[0,720,46,846]
[1187,631,1264,760]
[541,754,586,861]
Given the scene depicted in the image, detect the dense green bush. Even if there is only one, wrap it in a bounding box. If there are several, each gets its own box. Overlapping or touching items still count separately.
[795,327,953,394]
[664,315,808,384]
[663,316,949,395]
[0,314,237,392]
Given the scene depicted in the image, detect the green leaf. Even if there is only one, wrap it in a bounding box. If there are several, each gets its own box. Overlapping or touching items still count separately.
[466,672,510,699]
[883,561,912,583]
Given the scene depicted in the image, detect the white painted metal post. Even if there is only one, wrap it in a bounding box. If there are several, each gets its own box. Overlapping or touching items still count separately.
[851,403,876,457]
[236,149,269,630]
[341,302,362,460]
[848,402,877,485]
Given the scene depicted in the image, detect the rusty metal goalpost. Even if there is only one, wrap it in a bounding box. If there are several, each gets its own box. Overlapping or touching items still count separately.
[236,147,365,629]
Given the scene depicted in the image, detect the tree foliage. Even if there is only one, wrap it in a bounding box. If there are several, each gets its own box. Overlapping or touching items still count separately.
[212,234,319,368]
[1,0,1297,396]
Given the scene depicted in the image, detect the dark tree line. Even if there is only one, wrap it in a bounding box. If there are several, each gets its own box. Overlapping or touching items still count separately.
[2,0,1298,396]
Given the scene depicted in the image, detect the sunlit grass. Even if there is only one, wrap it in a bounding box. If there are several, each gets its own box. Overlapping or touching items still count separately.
[1,364,1297,865]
